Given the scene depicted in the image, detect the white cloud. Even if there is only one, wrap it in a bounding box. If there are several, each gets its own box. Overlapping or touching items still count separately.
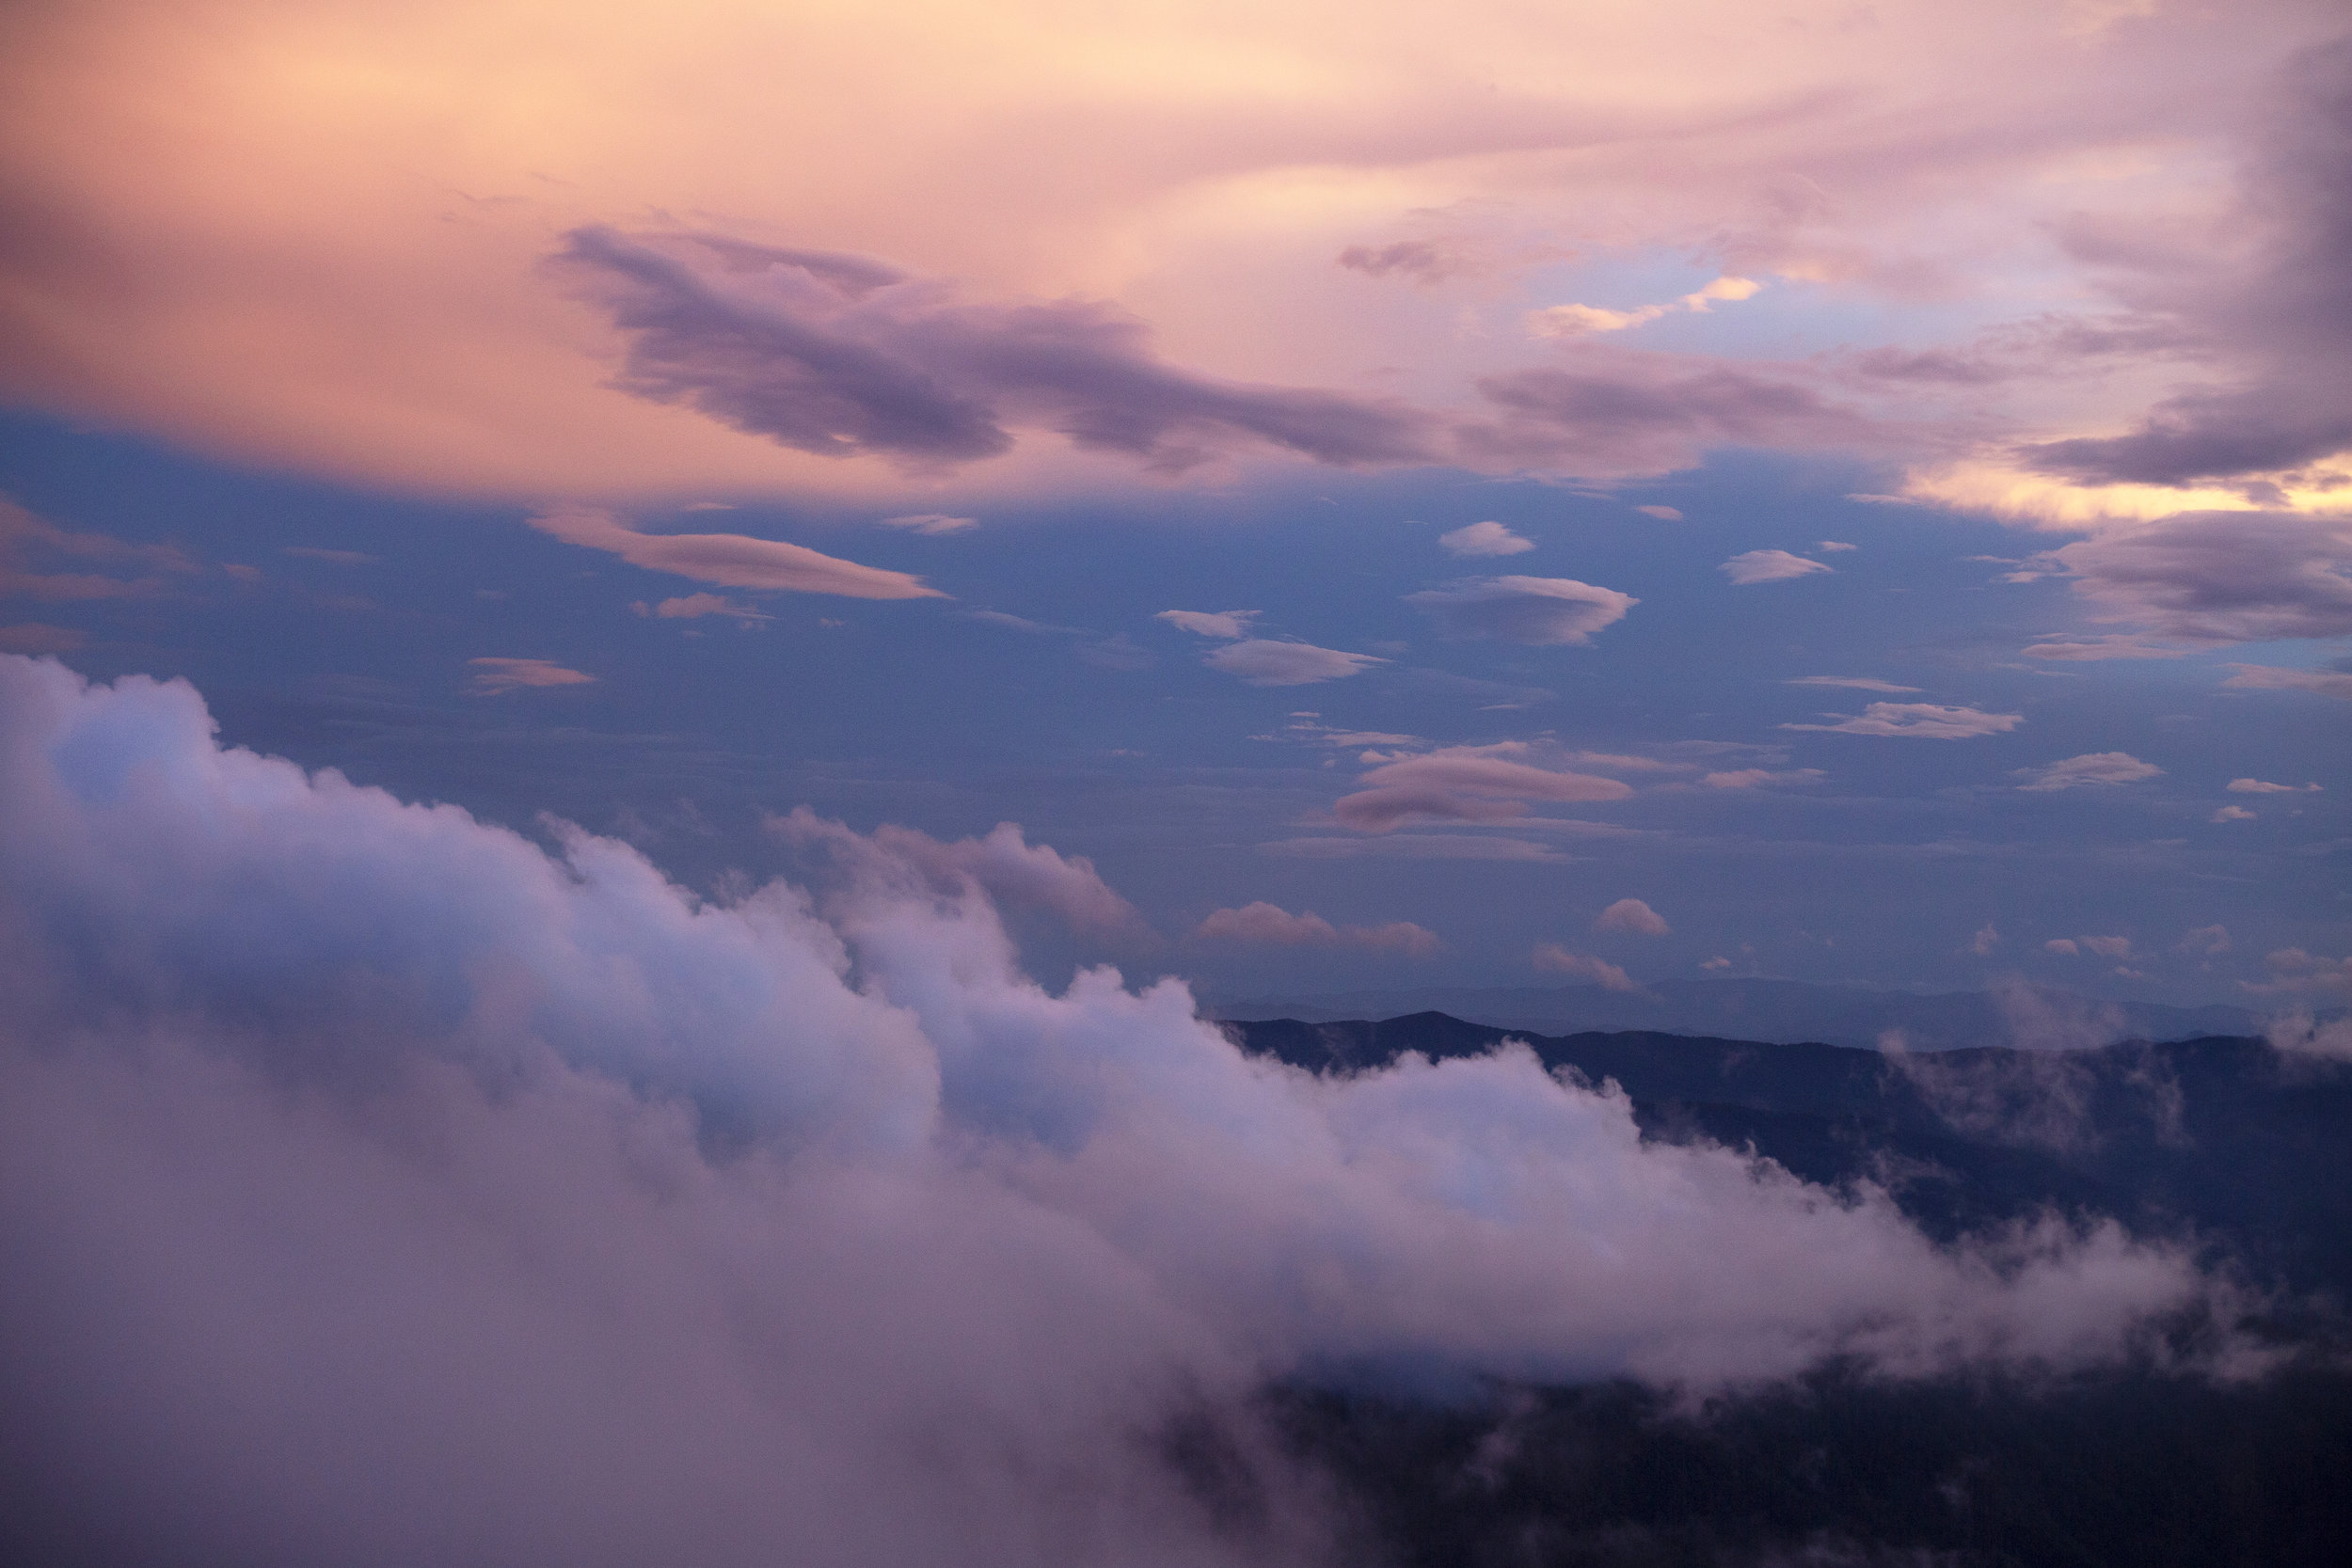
[2212,805,2257,822]
[1155,609,1259,639]
[2223,663,2352,701]
[1332,744,1633,832]
[2228,778,2321,793]
[1635,505,1683,521]
[1532,944,1640,990]
[2044,939,2080,956]
[1194,901,1441,956]
[1784,703,2022,739]
[878,513,978,534]
[2012,752,2165,791]
[1438,520,1534,557]
[530,505,944,600]
[642,592,769,623]
[1721,549,1833,585]
[2022,636,2194,661]
[1202,639,1383,685]
[1968,924,2001,957]
[1593,898,1669,937]
[1700,768,1826,788]
[1817,541,1858,552]
[1406,576,1637,645]
[2246,948,2352,995]
[1524,277,1761,339]
[1786,676,1922,693]
[466,657,597,694]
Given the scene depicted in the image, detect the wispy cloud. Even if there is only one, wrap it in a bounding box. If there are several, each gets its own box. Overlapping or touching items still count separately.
[467,657,598,694]
[1721,549,1833,585]
[530,504,942,600]
[2012,752,2164,791]
[1406,576,1636,644]
[1785,703,2022,738]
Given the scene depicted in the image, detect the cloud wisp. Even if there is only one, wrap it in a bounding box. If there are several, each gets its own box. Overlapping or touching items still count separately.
[467,657,598,694]
[2012,752,2165,792]
[1721,549,1834,585]
[530,504,943,600]
[1785,703,2023,739]
[1406,576,1637,645]
[1332,743,1633,833]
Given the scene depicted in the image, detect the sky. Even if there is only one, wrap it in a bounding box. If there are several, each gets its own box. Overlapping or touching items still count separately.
[7,0,2346,1006]
[4,4,2350,1561]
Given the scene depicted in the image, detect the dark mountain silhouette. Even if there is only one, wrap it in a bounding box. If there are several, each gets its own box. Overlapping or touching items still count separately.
[1214,977,2262,1052]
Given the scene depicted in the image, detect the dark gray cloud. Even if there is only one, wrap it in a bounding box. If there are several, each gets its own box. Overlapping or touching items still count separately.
[1459,356,1876,475]
[2018,37,2352,487]
[557,228,1439,472]
[2041,511,2352,644]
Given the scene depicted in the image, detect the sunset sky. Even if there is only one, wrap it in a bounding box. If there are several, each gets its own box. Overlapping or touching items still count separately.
[3,0,2346,1004]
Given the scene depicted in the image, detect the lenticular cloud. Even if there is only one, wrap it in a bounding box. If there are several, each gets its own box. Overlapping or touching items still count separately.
[0,655,2226,1566]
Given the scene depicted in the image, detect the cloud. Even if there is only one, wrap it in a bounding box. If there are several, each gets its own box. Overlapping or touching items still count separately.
[530,504,943,600]
[2033,513,2352,645]
[1405,576,1636,645]
[558,226,1438,474]
[2021,637,2197,661]
[1193,902,1441,957]
[1784,703,2023,738]
[2228,778,2320,793]
[1335,240,1467,286]
[1331,744,1633,833]
[466,657,597,694]
[280,546,379,565]
[1259,835,1569,863]
[1438,520,1534,558]
[1701,768,1826,788]
[2079,936,2133,958]
[1818,541,1857,552]
[2012,752,2165,791]
[1524,277,1761,339]
[1202,640,1383,686]
[640,593,769,623]
[2045,939,2080,956]
[2212,805,2257,822]
[1593,898,1669,937]
[0,497,187,602]
[2223,663,2352,700]
[0,624,87,654]
[771,810,1152,946]
[0,656,2233,1568]
[1721,549,1833,585]
[2247,948,2352,995]
[1531,944,1640,991]
[1968,924,2001,957]
[2177,925,2232,956]
[1787,676,1921,693]
[1635,505,1683,521]
[1156,609,1260,639]
[878,513,977,534]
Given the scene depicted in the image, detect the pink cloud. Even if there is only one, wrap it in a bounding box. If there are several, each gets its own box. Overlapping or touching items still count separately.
[1193,901,1441,956]
[530,505,942,600]
[1333,745,1632,833]
[1532,944,1640,991]
[466,657,597,694]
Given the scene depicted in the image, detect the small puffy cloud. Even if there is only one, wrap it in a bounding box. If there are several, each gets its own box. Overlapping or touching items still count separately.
[467,657,597,694]
[878,514,977,534]
[1818,541,1858,552]
[1635,505,1683,521]
[2178,926,2232,956]
[1524,277,1760,339]
[1193,902,1440,957]
[1406,576,1637,645]
[1156,610,1259,639]
[1721,549,1833,585]
[1202,640,1382,686]
[1532,944,1640,991]
[2012,752,2164,791]
[1968,924,2001,957]
[1594,898,1669,937]
[530,505,944,600]
[2079,936,2133,958]
[2044,939,2080,956]
[642,593,769,623]
[1333,744,1632,833]
[2228,778,2321,793]
[1438,521,1534,558]
[2223,663,2352,700]
[1785,703,2022,739]
[0,624,87,654]
[2212,805,2257,822]
[1786,676,1921,693]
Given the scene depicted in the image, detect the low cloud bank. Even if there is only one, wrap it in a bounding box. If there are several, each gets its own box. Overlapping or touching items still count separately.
[0,656,2239,1566]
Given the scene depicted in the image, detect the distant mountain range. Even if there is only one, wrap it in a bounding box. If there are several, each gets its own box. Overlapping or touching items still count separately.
[1211,976,2265,1052]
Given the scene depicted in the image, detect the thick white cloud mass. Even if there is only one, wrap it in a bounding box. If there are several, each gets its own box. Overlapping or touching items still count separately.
[1406,576,1637,645]
[0,657,2245,1564]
